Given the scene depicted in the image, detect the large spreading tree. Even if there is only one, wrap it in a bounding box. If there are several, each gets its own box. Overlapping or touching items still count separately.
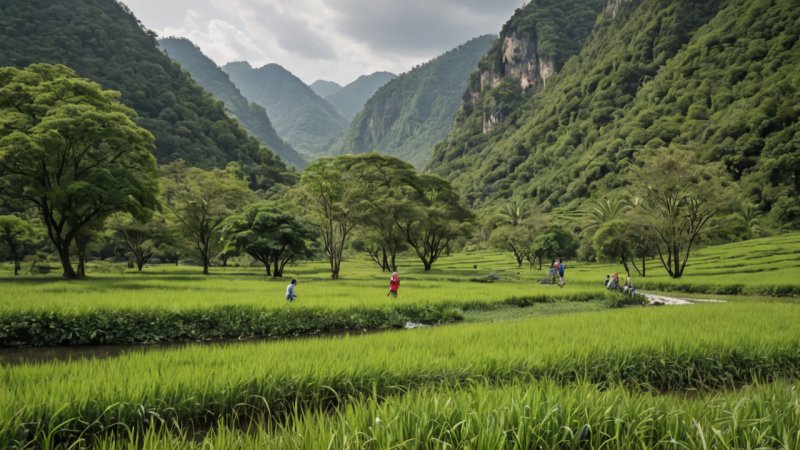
[161,161,253,275]
[630,148,734,278]
[0,64,159,278]
[220,202,315,277]
[393,174,473,271]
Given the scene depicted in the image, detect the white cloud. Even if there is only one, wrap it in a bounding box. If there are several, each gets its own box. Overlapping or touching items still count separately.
[121,0,524,84]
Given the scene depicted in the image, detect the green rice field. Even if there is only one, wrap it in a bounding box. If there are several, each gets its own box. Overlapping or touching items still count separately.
[0,233,799,448]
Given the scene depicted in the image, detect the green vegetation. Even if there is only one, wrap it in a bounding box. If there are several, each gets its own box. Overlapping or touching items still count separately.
[0,64,160,279]
[337,35,496,168]
[325,71,395,120]
[92,381,800,449]
[223,62,348,157]
[430,0,800,230]
[1,301,797,447]
[158,37,306,169]
[0,0,292,189]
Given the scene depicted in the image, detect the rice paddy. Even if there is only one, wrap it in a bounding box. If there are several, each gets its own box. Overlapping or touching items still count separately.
[0,233,799,448]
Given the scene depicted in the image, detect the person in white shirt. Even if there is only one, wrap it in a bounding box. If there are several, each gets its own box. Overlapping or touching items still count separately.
[286,279,297,302]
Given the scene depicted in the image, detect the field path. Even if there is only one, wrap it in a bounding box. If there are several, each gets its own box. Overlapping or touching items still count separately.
[643,293,726,306]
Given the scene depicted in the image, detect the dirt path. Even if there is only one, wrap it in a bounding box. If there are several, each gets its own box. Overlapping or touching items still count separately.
[643,293,726,306]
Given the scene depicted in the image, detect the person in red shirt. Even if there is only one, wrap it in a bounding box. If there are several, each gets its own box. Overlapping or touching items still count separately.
[387,271,400,298]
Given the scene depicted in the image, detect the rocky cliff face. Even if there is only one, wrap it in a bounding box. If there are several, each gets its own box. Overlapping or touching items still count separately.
[604,0,632,18]
[457,0,610,134]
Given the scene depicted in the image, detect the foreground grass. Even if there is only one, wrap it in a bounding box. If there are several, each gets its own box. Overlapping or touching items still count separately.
[92,381,800,449]
[2,302,798,446]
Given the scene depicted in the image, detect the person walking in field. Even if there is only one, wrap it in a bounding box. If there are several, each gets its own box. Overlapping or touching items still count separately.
[387,271,400,298]
[557,257,565,287]
[286,279,297,302]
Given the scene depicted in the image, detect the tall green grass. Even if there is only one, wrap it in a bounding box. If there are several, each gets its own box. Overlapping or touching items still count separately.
[2,303,798,446]
[89,381,800,449]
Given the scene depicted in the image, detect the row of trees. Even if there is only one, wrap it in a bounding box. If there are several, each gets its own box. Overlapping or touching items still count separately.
[485,148,737,279]
[1,64,474,279]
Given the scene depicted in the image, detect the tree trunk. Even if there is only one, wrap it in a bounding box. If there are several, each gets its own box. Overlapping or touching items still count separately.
[137,260,144,272]
[423,260,432,271]
[77,255,85,277]
[13,260,20,276]
[630,258,642,276]
[202,254,210,275]
[642,257,646,277]
[127,258,134,269]
[57,246,78,279]
[382,249,389,272]
[620,256,630,276]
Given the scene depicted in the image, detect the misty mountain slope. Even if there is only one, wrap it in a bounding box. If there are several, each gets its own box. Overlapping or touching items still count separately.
[326,71,396,120]
[224,62,349,157]
[310,79,342,98]
[336,35,496,168]
[159,37,306,169]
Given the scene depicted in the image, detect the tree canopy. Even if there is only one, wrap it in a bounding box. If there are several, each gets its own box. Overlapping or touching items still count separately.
[0,64,159,278]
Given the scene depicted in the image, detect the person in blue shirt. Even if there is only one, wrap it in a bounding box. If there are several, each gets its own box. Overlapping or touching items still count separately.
[286,279,297,302]
[557,257,565,287]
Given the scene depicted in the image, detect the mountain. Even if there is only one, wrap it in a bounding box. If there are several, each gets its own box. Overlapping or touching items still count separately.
[325,71,396,119]
[310,80,342,98]
[428,0,800,228]
[223,62,349,157]
[336,35,495,168]
[0,0,293,189]
[158,37,305,169]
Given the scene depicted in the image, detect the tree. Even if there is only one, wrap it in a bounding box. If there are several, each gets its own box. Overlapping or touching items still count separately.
[161,161,253,275]
[581,197,632,238]
[220,203,315,277]
[0,214,39,275]
[108,213,171,272]
[0,64,159,278]
[394,175,473,271]
[298,156,371,280]
[592,219,634,274]
[630,148,734,278]
[490,224,536,268]
[345,154,417,272]
[531,224,579,269]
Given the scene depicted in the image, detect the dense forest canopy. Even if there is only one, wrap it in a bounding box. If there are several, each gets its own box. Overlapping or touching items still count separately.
[429,0,800,229]
[0,0,293,189]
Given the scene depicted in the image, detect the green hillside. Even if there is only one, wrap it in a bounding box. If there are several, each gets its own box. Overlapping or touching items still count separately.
[223,61,349,157]
[336,35,496,168]
[158,37,306,169]
[0,0,293,189]
[326,71,396,119]
[429,0,800,228]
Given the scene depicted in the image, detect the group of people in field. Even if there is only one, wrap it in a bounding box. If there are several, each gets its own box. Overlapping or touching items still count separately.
[545,257,567,287]
[605,272,637,296]
[284,256,640,303]
[285,271,400,302]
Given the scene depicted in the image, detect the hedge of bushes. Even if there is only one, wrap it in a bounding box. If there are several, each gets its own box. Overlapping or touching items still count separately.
[0,304,464,347]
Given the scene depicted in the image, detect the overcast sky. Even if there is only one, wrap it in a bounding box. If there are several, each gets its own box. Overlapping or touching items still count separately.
[120,0,524,85]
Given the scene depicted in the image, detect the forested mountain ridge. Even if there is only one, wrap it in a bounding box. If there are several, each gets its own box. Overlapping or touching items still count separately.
[336,35,496,168]
[158,37,306,169]
[0,0,293,188]
[223,61,349,157]
[326,71,396,120]
[429,0,800,228]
